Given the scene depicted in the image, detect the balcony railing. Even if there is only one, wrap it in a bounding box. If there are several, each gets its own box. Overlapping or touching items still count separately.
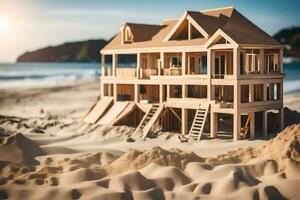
[212,74,224,79]
[139,68,158,79]
[163,68,182,76]
[102,67,112,76]
[116,68,136,78]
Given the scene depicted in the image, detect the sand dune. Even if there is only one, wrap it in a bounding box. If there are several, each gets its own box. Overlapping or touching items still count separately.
[0,120,299,199]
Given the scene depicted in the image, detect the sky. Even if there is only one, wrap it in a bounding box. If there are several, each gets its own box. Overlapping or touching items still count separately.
[0,0,299,62]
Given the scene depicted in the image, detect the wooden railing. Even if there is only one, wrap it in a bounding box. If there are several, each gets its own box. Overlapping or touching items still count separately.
[163,68,182,76]
[101,67,112,76]
[139,68,158,79]
[116,68,136,78]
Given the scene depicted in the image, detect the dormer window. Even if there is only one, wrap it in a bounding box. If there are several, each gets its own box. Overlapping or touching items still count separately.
[123,26,133,44]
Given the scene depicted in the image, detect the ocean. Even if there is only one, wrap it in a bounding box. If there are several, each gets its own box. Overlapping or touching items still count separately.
[0,62,299,94]
[0,62,100,88]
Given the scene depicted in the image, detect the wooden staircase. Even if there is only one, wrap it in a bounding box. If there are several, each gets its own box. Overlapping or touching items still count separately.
[241,113,252,139]
[189,104,210,140]
[132,103,165,138]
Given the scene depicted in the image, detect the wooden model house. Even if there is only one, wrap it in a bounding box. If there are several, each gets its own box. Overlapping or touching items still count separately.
[84,6,284,140]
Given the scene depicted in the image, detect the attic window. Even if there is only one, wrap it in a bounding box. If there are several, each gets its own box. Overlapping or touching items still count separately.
[124,26,133,43]
[216,37,229,44]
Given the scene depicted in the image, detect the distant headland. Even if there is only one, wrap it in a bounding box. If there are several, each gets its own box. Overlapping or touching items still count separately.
[16,26,299,63]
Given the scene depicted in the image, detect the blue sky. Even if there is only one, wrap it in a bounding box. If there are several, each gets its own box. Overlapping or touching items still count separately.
[0,0,299,62]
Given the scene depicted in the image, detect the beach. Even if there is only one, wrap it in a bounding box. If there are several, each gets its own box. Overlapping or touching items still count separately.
[0,80,299,199]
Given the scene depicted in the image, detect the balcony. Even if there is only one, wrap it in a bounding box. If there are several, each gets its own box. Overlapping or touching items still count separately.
[116,68,136,78]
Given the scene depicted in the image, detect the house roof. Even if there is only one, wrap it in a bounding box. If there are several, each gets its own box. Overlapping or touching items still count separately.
[102,6,280,52]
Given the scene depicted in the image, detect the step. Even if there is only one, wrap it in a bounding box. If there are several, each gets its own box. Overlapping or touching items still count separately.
[193,124,202,128]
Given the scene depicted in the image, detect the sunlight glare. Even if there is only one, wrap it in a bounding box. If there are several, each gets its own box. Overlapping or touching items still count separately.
[0,17,9,34]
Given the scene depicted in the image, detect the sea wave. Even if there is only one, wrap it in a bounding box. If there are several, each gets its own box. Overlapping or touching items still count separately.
[0,63,99,89]
[284,79,300,94]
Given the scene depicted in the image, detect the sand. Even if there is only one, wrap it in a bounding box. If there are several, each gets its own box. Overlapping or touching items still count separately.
[0,80,299,200]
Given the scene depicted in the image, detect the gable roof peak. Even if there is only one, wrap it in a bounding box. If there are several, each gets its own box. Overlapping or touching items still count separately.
[201,6,234,13]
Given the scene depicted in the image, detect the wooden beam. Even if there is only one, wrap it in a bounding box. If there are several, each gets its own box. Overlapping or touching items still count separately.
[159,84,163,103]
[113,83,117,102]
[101,54,105,77]
[112,54,117,77]
[263,111,268,137]
[233,47,240,77]
[169,107,182,122]
[279,48,283,73]
[182,52,186,75]
[136,52,140,78]
[210,111,217,138]
[250,112,255,139]
[181,108,187,135]
[280,107,284,131]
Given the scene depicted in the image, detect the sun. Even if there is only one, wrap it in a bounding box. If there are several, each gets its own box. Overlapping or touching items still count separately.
[0,17,9,34]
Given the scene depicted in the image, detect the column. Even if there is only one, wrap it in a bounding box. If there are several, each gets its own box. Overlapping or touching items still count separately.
[136,53,140,78]
[233,113,241,140]
[263,84,268,101]
[210,112,217,138]
[279,48,283,73]
[181,108,188,135]
[280,108,284,131]
[112,54,117,77]
[108,84,113,96]
[159,84,163,103]
[100,82,104,98]
[233,48,240,78]
[101,54,105,77]
[211,50,215,78]
[207,50,212,100]
[233,82,241,140]
[182,52,186,75]
[259,49,264,73]
[250,112,255,139]
[113,84,117,102]
[249,84,254,103]
[263,111,268,137]
[182,84,186,99]
[167,85,170,99]
[160,52,164,76]
[134,84,139,103]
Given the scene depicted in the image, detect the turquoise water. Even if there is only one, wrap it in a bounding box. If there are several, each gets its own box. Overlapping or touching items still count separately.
[0,62,299,94]
[284,63,300,93]
[0,62,100,88]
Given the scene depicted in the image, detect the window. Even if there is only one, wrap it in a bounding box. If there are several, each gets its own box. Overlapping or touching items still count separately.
[241,85,249,103]
[267,83,280,100]
[265,54,279,72]
[254,84,263,102]
[200,56,207,74]
[171,57,181,68]
[245,53,259,73]
[187,85,207,98]
[170,85,182,98]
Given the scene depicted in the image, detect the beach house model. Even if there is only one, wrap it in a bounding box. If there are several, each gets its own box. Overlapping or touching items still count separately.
[84,6,284,140]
